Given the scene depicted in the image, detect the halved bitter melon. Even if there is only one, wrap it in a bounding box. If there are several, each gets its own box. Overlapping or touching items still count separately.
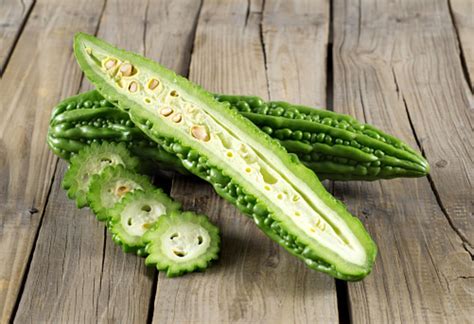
[87,165,154,221]
[62,142,139,208]
[143,211,220,277]
[108,189,181,255]
[74,33,377,280]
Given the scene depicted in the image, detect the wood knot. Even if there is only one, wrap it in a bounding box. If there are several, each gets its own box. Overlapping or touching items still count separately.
[435,159,448,168]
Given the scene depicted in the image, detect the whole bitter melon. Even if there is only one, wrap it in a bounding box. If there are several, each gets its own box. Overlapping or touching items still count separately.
[73,33,377,280]
[48,90,428,181]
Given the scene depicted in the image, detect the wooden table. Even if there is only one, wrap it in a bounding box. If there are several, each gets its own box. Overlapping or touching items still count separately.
[1,0,472,323]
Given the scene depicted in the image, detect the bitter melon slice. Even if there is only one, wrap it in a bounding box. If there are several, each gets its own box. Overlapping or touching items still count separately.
[87,165,154,221]
[62,142,139,208]
[143,211,220,277]
[108,189,181,254]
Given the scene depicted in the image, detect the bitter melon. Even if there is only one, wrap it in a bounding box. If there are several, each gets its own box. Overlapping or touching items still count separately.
[87,165,154,221]
[108,189,181,255]
[143,211,220,277]
[62,141,139,207]
[73,33,377,280]
[48,90,428,181]
[48,90,188,175]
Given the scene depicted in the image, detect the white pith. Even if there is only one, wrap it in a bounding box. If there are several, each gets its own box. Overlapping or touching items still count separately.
[78,154,124,191]
[120,198,167,237]
[161,223,211,262]
[84,46,367,267]
[101,179,142,208]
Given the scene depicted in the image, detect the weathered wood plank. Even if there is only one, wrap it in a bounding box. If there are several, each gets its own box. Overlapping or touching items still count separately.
[152,0,338,322]
[0,0,106,322]
[0,0,35,75]
[13,0,204,322]
[14,162,154,323]
[332,0,474,322]
[449,0,474,90]
[262,0,329,107]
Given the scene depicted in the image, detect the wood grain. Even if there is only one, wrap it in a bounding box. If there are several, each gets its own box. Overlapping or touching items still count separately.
[0,0,35,74]
[332,0,474,322]
[0,0,106,322]
[13,0,203,322]
[262,0,329,107]
[152,0,338,322]
[14,162,155,324]
[449,0,474,90]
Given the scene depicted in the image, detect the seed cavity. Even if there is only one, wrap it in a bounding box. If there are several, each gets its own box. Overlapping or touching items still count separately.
[116,185,130,197]
[148,78,160,90]
[160,107,173,116]
[172,114,182,123]
[120,62,134,76]
[128,81,138,93]
[173,250,186,257]
[141,205,152,212]
[197,236,203,245]
[260,167,278,184]
[191,125,210,142]
[170,90,179,97]
[104,58,116,70]
[144,97,151,104]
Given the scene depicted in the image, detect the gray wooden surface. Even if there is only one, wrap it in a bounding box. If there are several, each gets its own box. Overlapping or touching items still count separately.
[0,0,472,323]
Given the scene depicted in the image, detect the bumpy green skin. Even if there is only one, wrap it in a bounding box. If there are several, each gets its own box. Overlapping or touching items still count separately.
[49,90,428,181]
[87,165,155,221]
[108,189,181,255]
[47,90,188,175]
[143,211,220,277]
[62,142,139,208]
[217,95,429,180]
[74,33,377,280]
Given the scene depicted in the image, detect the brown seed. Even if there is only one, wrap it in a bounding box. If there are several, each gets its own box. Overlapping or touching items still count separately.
[116,185,130,197]
[105,59,116,69]
[120,63,133,76]
[172,114,182,123]
[191,125,210,142]
[128,81,138,92]
[160,107,173,116]
[148,79,159,90]
[170,90,179,97]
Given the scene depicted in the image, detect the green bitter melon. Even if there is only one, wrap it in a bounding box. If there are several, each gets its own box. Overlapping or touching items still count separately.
[73,33,377,280]
[48,90,428,181]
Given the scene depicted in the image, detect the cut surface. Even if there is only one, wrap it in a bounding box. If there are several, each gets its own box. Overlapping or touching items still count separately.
[144,211,220,277]
[74,33,377,280]
[87,165,154,221]
[62,142,139,208]
[108,189,181,253]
